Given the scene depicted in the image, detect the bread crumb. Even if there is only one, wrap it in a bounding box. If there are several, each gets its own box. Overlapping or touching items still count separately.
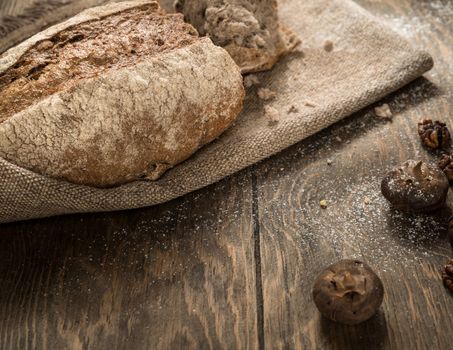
[327,159,332,166]
[288,105,299,113]
[364,197,371,205]
[320,200,328,209]
[374,104,393,120]
[244,74,260,88]
[258,88,277,100]
[323,39,334,52]
[294,47,305,57]
[304,100,317,107]
[265,106,280,125]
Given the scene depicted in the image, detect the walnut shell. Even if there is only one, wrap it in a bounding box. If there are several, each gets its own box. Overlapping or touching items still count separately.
[418,119,451,150]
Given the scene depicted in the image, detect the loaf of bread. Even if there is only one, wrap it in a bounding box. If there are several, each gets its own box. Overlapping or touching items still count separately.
[0,0,245,187]
[174,0,300,73]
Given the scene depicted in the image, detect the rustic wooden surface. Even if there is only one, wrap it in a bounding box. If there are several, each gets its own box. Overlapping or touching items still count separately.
[1,0,453,349]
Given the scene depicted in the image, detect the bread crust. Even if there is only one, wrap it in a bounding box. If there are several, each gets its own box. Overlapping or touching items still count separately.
[0,1,245,187]
[174,0,300,73]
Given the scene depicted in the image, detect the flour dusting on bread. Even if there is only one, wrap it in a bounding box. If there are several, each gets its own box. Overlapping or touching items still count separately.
[0,1,245,187]
[174,0,300,73]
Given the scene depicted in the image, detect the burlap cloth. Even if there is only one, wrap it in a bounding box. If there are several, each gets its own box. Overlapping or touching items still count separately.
[0,0,433,223]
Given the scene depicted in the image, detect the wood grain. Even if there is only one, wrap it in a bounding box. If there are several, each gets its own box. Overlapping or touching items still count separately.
[257,0,453,349]
[0,172,258,349]
[1,0,453,349]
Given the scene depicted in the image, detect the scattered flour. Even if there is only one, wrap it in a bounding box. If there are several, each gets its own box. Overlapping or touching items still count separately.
[122,2,453,278]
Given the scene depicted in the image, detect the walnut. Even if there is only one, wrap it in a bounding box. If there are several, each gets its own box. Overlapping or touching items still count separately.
[438,153,453,182]
[418,119,451,150]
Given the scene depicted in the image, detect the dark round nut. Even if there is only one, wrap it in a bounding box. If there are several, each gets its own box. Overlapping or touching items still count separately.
[418,119,451,150]
[381,160,449,213]
[438,153,453,183]
[312,259,384,325]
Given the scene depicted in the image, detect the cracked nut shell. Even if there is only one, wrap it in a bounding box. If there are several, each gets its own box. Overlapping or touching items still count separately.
[418,119,451,150]
[312,259,384,325]
[381,160,449,213]
[442,259,453,293]
[438,153,453,183]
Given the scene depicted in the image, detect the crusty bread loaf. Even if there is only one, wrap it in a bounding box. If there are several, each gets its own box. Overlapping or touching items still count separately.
[0,0,245,187]
[174,0,300,73]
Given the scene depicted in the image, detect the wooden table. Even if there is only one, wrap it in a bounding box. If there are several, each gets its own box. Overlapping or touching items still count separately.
[1,0,453,349]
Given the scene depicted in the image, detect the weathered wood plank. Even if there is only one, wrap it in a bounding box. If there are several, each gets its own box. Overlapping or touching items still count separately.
[2,0,453,349]
[0,1,259,349]
[257,0,453,348]
[0,172,258,349]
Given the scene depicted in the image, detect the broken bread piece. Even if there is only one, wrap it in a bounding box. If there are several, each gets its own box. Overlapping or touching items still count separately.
[0,0,245,187]
[174,0,300,73]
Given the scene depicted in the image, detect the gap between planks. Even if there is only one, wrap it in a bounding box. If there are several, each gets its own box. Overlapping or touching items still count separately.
[252,169,265,350]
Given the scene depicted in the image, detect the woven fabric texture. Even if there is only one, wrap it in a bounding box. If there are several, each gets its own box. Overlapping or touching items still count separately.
[0,0,433,223]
